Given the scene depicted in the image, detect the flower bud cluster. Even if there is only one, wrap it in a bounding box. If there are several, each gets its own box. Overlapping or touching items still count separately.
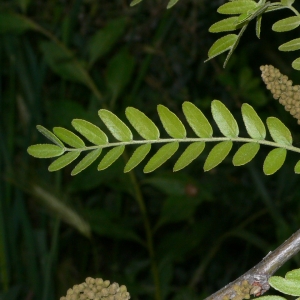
[222,280,251,300]
[60,277,130,300]
[260,65,300,124]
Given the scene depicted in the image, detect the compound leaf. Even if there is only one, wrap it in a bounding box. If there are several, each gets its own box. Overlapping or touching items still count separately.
[182,101,213,138]
[173,142,205,172]
[217,0,257,15]
[157,105,186,138]
[211,100,239,137]
[279,38,300,52]
[267,117,292,146]
[71,119,108,145]
[53,127,85,148]
[98,109,132,142]
[209,17,239,33]
[144,142,179,173]
[272,16,300,32]
[125,107,160,140]
[71,149,102,176]
[207,34,238,60]
[98,146,125,171]
[232,142,260,166]
[124,144,151,173]
[241,103,266,139]
[269,276,300,296]
[263,148,287,175]
[204,141,233,171]
[27,144,64,158]
[36,125,64,147]
[48,151,80,172]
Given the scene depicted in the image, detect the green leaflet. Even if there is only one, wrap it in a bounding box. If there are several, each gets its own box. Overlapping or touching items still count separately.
[211,100,239,138]
[36,125,64,147]
[292,57,300,70]
[256,297,286,300]
[130,0,142,6]
[263,148,287,175]
[217,0,257,15]
[286,269,300,281]
[53,127,85,148]
[266,117,292,146]
[71,149,102,176]
[209,17,239,33]
[27,144,64,158]
[72,119,108,145]
[232,143,260,166]
[144,142,179,173]
[173,142,205,172]
[204,141,233,171]
[269,276,300,296]
[272,16,300,32]
[167,0,179,9]
[125,107,160,140]
[48,152,80,172]
[157,105,186,139]
[281,0,295,5]
[256,14,262,38]
[124,144,151,173]
[207,34,238,60]
[241,103,266,139]
[279,38,300,52]
[98,109,133,142]
[87,18,126,66]
[182,102,213,138]
[294,160,300,174]
[98,146,125,171]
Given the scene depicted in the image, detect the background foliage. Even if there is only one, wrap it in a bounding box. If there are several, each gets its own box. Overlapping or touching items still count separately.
[2,0,300,299]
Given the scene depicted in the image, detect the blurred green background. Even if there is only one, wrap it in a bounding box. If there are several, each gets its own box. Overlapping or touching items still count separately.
[2,0,300,299]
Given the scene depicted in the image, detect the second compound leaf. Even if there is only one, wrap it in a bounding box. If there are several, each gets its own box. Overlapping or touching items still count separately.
[97,146,125,171]
[48,151,80,172]
[124,144,151,173]
[144,142,179,173]
[71,149,102,176]
[267,117,292,146]
[211,100,239,137]
[53,127,85,148]
[232,142,260,166]
[157,105,186,138]
[204,141,233,172]
[263,148,287,175]
[125,107,160,140]
[173,142,205,172]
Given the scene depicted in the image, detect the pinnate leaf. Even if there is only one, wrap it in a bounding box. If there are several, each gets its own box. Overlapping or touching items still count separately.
[269,276,300,296]
[207,34,238,60]
[48,152,80,172]
[144,142,179,173]
[173,142,205,172]
[124,144,151,173]
[157,105,186,138]
[204,141,232,171]
[267,117,292,146]
[217,0,257,15]
[53,127,85,148]
[72,119,108,145]
[263,148,286,175]
[27,144,64,158]
[232,142,260,166]
[182,102,212,138]
[71,149,102,176]
[209,17,239,33]
[98,109,132,141]
[279,38,300,52]
[98,146,125,171]
[241,103,266,139]
[125,107,160,140]
[211,100,239,137]
[36,125,64,147]
[272,16,300,32]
